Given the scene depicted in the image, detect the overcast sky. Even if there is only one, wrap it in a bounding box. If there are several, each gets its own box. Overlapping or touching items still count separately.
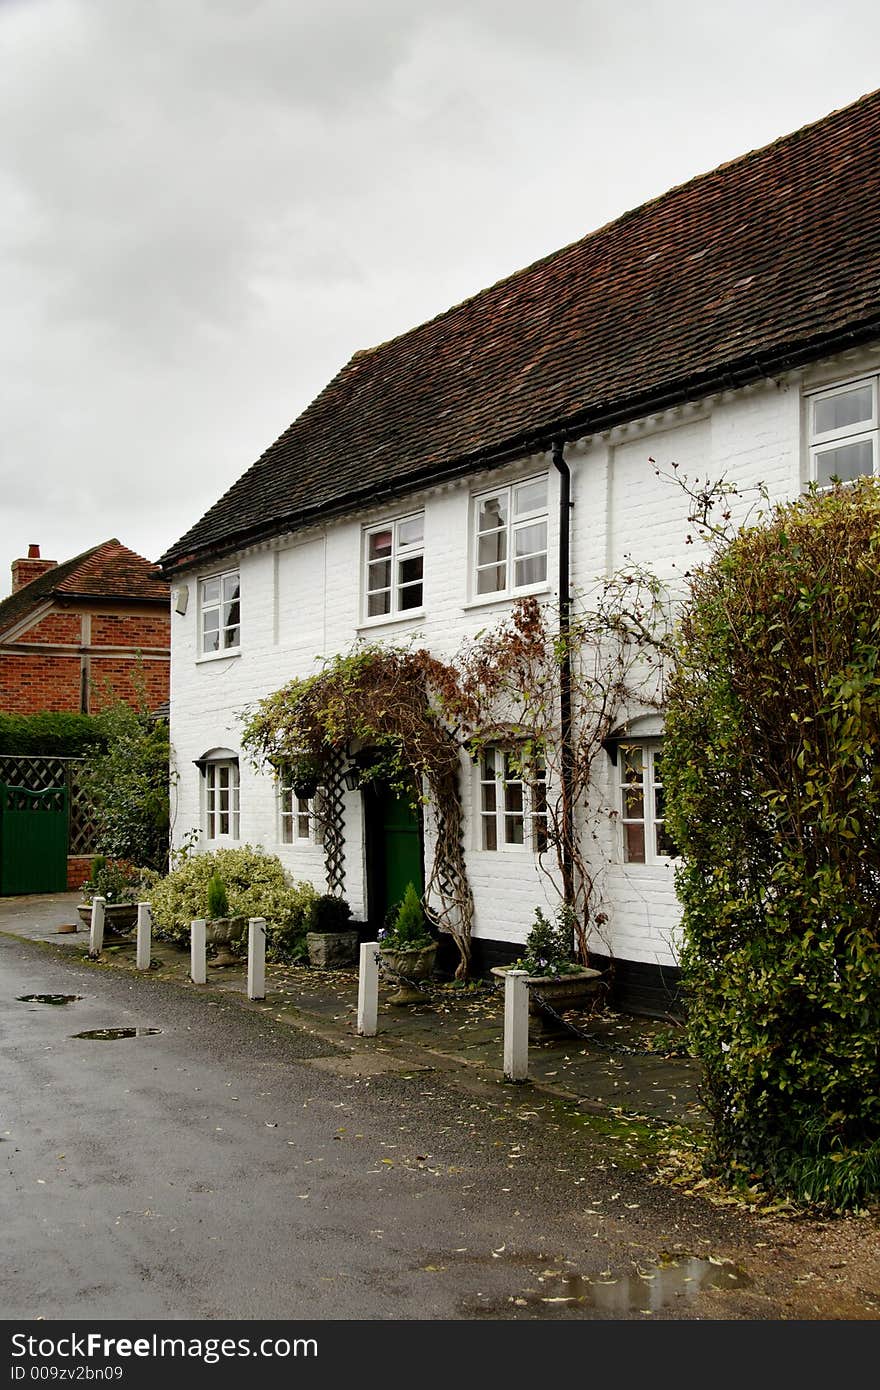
[2,0,880,592]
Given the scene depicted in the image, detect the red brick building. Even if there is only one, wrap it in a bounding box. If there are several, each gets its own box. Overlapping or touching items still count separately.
[0,540,170,715]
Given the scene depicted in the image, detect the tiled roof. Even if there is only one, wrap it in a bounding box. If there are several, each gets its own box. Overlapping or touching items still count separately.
[0,540,169,637]
[160,87,880,573]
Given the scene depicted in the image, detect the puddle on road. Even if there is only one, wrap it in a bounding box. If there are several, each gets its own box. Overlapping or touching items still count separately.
[513,1256,750,1314]
[71,1028,161,1041]
[17,994,81,1006]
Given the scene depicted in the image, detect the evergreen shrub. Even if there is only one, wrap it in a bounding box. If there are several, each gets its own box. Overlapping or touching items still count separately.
[665,478,880,1208]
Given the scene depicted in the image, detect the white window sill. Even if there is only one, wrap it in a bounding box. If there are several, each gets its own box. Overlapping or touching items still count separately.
[356,609,426,633]
[462,584,550,613]
[196,648,242,665]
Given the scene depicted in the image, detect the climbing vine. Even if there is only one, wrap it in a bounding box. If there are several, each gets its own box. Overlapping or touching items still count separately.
[240,644,475,977]
[440,575,672,962]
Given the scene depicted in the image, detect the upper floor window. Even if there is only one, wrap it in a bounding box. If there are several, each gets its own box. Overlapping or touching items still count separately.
[473,475,548,599]
[204,759,240,841]
[809,377,879,486]
[200,569,241,654]
[479,747,548,853]
[364,513,424,620]
[619,743,674,864]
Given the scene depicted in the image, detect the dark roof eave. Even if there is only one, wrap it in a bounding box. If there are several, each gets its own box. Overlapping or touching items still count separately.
[159,313,880,577]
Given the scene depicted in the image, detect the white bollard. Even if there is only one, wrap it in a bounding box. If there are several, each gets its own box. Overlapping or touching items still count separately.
[136,902,152,971]
[190,918,207,985]
[248,917,266,1001]
[89,896,106,959]
[357,941,379,1036]
[503,969,530,1082]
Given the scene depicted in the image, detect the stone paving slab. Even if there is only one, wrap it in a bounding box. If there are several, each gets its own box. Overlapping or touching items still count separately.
[0,891,704,1129]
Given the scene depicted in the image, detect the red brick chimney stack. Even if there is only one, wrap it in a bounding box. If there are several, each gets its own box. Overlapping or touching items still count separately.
[11,544,57,593]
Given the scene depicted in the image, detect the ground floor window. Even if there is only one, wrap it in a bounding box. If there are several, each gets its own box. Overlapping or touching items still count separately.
[479,747,548,852]
[279,776,318,844]
[619,742,674,863]
[204,760,240,841]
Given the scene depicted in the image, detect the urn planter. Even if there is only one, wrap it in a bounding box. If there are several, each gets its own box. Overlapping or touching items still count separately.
[491,965,603,1033]
[206,915,247,967]
[379,942,438,1004]
[77,902,138,937]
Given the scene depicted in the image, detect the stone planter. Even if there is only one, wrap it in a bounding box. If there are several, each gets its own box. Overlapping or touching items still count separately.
[379,942,437,1004]
[77,902,138,937]
[491,964,603,1033]
[306,929,358,969]
[207,916,247,967]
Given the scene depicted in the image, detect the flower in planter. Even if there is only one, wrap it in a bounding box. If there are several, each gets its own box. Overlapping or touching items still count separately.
[80,856,146,905]
[206,872,230,921]
[379,883,433,952]
[516,904,580,977]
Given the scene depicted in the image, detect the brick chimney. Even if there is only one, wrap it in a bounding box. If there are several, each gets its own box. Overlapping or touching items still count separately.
[11,544,57,593]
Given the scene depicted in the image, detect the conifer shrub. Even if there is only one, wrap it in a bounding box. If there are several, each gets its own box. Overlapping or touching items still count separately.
[664,479,880,1208]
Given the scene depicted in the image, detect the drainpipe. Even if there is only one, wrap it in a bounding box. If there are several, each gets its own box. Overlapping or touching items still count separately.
[552,440,575,909]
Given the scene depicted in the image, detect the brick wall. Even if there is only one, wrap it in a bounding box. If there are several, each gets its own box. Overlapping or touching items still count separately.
[92,613,169,647]
[16,613,82,645]
[89,658,168,711]
[0,652,82,713]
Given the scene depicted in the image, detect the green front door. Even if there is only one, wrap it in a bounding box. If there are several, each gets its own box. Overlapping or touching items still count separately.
[365,782,424,932]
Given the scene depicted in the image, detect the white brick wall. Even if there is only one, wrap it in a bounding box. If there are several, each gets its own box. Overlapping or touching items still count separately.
[169,344,880,967]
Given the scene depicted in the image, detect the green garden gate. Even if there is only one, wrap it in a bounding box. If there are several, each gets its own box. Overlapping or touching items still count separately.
[0,782,68,895]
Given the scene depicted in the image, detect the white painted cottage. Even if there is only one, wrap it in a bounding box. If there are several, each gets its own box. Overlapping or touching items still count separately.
[160,88,880,1012]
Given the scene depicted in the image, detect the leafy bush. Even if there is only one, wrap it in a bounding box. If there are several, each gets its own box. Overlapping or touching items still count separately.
[77,700,170,870]
[307,893,352,934]
[0,711,107,757]
[665,478,880,1209]
[379,882,431,950]
[515,904,578,976]
[149,845,318,961]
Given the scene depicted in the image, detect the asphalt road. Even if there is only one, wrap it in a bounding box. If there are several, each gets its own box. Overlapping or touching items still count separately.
[0,932,839,1323]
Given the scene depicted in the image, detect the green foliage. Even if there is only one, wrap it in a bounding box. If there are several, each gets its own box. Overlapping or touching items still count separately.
[149,845,318,961]
[665,478,880,1209]
[206,873,229,920]
[381,882,432,950]
[516,904,578,976]
[80,856,147,905]
[77,700,170,870]
[0,711,107,757]
[307,893,352,934]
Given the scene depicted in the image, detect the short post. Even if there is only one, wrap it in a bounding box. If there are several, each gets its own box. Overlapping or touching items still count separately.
[503,969,530,1082]
[357,941,379,1036]
[136,902,152,971]
[190,918,207,985]
[248,917,266,1001]
[89,896,105,959]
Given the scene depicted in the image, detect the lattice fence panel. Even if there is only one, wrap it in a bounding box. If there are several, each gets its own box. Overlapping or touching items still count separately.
[320,748,346,895]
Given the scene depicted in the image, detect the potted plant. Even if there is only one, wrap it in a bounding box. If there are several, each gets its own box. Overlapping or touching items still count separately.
[286,752,324,799]
[378,882,437,1005]
[491,904,602,1030]
[78,857,142,935]
[305,893,358,968]
[204,872,247,967]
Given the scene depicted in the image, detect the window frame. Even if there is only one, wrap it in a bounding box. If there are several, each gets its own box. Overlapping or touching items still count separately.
[470,473,550,602]
[203,759,240,842]
[808,375,879,487]
[618,741,674,866]
[278,774,319,845]
[362,511,425,623]
[198,567,241,657]
[477,745,548,854]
